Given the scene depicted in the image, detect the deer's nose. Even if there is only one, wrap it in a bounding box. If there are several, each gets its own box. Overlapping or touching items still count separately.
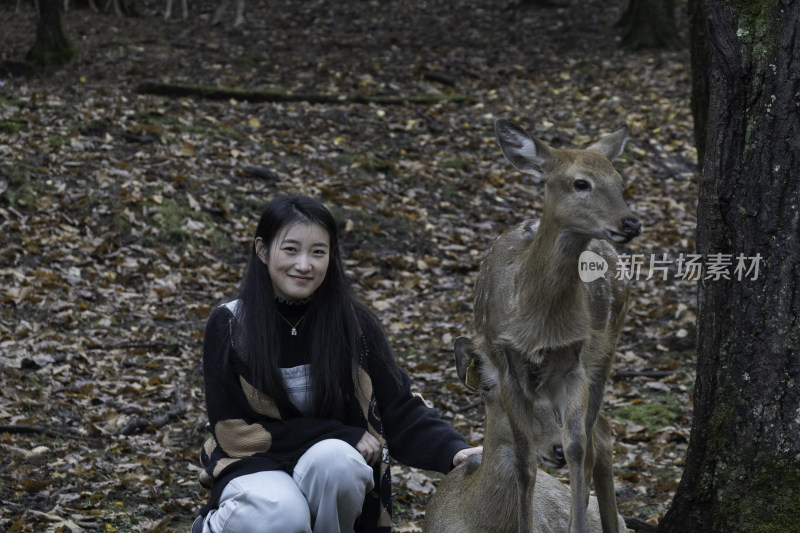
[622,216,641,237]
[553,445,566,467]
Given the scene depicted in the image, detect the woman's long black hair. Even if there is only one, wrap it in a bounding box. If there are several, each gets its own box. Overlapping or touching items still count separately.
[235,195,363,419]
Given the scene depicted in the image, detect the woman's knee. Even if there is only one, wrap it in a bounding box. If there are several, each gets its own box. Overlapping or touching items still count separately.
[245,490,311,533]
[295,439,375,493]
[210,473,311,533]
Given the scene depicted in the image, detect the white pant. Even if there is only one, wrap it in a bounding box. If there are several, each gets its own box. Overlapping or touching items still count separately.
[201,439,375,533]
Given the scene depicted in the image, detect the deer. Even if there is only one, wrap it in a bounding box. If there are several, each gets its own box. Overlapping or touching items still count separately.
[447,120,640,533]
[423,337,626,533]
[164,0,245,27]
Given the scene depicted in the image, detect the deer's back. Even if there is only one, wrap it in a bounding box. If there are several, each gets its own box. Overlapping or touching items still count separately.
[424,456,617,533]
[473,219,541,336]
[423,454,518,533]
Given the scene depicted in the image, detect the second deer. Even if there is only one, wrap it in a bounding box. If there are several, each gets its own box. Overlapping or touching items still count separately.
[457,120,639,533]
[423,337,626,532]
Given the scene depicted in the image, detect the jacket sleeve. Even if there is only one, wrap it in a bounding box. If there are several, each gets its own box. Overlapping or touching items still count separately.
[358,310,469,474]
[202,306,364,462]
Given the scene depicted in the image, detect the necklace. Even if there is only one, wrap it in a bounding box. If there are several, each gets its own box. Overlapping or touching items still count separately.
[277,311,307,336]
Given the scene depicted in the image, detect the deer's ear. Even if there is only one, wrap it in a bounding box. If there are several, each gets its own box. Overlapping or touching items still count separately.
[587,125,629,160]
[454,336,480,392]
[495,119,553,176]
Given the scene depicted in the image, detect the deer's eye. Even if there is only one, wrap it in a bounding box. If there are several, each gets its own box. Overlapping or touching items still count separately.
[574,179,592,192]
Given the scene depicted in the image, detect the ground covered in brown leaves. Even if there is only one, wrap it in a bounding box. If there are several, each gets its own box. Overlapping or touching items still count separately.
[1,0,698,530]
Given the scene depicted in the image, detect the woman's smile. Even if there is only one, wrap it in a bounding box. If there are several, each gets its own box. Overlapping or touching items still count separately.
[255,222,331,302]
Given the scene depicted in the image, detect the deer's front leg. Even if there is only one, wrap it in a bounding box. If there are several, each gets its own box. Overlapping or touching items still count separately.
[593,414,620,533]
[561,365,591,533]
[508,416,537,533]
[496,350,539,533]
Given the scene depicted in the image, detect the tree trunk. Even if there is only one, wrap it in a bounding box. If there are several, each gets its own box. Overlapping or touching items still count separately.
[658,1,800,532]
[687,0,709,168]
[26,0,76,72]
[619,0,682,50]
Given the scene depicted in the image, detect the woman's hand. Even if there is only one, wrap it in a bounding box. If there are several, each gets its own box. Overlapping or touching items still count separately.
[356,431,382,466]
[453,446,483,467]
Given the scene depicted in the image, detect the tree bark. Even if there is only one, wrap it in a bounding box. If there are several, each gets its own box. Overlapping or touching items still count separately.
[26,0,77,72]
[658,1,800,532]
[688,0,710,167]
[619,0,682,50]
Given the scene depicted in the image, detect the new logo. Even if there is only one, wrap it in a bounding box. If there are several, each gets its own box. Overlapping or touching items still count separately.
[578,251,608,282]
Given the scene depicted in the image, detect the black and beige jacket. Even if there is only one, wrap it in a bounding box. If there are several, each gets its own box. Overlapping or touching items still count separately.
[198,300,468,532]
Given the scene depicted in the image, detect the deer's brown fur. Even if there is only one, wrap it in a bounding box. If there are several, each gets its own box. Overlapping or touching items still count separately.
[450,120,639,533]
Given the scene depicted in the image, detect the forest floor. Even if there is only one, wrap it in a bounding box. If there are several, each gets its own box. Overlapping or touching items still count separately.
[0,0,699,531]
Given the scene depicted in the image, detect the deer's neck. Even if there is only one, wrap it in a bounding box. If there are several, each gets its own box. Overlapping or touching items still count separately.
[480,412,514,471]
[471,412,518,502]
[515,217,591,350]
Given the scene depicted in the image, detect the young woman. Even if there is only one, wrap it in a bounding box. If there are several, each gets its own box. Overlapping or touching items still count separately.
[193,195,481,533]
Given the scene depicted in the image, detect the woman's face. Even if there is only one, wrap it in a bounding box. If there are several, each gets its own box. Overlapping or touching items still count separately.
[256,222,331,301]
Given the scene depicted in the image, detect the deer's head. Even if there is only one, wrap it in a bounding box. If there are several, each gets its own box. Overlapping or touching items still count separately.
[495,120,641,244]
[454,336,566,469]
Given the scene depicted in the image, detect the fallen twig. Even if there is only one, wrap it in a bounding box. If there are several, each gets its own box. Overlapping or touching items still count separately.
[135,82,474,106]
[99,341,179,353]
[240,166,280,180]
[454,399,483,413]
[423,71,457,87]
[118,387,186,435]
[0,423,81,439]
[623,516,658,533]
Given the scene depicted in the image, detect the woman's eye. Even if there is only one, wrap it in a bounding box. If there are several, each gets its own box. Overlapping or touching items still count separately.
[574,179,591,191]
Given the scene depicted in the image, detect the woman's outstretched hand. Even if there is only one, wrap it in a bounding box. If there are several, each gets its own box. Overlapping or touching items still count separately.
[453,446,483,467]
[356,431,382,466]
